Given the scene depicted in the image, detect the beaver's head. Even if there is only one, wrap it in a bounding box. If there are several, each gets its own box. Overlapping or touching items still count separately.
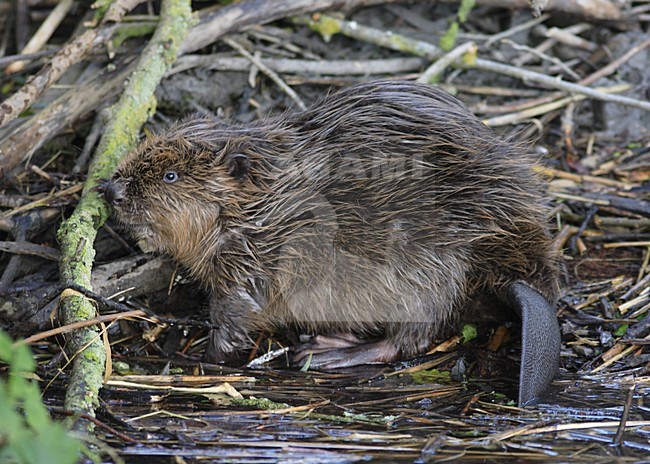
[103,118,267,287]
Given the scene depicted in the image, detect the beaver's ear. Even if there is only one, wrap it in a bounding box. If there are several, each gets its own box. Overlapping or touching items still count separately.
[225,153,251,179]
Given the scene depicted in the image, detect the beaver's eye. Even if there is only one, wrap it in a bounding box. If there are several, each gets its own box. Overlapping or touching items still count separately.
[163,171,179,183]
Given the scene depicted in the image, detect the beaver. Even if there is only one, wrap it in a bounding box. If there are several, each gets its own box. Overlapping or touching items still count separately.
[103,80,561,406]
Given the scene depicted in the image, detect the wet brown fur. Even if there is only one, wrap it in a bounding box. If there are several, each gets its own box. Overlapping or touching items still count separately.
[110,81,559,362]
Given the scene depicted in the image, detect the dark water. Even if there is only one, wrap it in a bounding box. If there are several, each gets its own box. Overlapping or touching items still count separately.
[90,362,650,463]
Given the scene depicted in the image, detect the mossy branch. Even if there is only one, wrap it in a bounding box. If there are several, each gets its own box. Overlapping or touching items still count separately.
[55,0,193,432]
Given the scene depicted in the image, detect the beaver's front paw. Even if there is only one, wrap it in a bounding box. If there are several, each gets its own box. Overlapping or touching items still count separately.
[202,329,248,365]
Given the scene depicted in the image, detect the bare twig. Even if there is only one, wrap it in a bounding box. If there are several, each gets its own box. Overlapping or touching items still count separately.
[579,37,650,87]
[0,26,116,128]
[0,65,132,176]
[293,15,443,60]
[502,39,580,80]
[179,0,428,56]
[537,24,597,51]
[417,41,476,84]
[222,37,307,110]
[514,23,591,67]
[467,58,650,112]
[19,309,151,345]
[483,84,631,126]
[0,50,57,68]
[72,108,109,175]
[484,420,650,442]
[484,13,549,48]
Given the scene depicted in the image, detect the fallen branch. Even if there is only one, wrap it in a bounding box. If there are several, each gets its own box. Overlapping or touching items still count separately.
[171,55,425,76]
[468,0,622,20]
[55,0,192,432]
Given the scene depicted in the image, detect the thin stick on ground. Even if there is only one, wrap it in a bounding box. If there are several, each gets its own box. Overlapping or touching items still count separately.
[19,309,150,345]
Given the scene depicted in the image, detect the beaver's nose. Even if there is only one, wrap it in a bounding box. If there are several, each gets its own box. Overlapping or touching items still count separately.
[103,180,126,207]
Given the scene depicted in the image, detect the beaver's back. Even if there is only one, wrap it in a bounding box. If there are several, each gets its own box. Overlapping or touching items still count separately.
[248,81,557,323]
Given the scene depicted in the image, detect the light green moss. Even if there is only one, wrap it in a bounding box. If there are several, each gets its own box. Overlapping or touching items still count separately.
[112,22,157,49]
[440,21,459,52]
[440,0,476,51]
[90,0,114,25]
[458,0,476,22]
[386,33,430,57]
[303,14,440,59]
[306,15,341,42]
[233,397,289,410]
